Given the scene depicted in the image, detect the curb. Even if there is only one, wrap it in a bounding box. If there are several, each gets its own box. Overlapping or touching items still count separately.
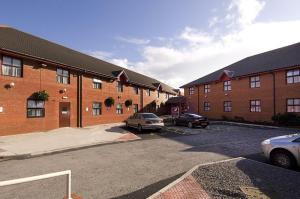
[0,136,141,160]
[147,157,244,199]
[210,121,280,129]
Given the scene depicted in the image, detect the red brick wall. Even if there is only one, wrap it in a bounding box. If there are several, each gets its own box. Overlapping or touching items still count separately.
[0,54,78,135]
[184,68,300,122]
[0,53,175,135]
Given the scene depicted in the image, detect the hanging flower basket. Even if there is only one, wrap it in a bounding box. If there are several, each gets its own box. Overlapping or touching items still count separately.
[104,97,115,107]
[31,90,49,101]
[125,99,133,107]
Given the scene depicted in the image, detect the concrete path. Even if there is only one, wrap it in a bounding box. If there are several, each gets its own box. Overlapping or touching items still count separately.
[0,123,140,158]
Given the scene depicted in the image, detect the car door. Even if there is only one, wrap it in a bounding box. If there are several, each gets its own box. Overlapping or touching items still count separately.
[129,113,138,127]
[177,114,186,125]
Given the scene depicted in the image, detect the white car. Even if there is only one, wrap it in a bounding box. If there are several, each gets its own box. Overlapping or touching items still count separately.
[125,113,164,132]
[261,134,300,169]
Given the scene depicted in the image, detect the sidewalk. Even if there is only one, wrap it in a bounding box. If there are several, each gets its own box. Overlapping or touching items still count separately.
[0,123,140,158]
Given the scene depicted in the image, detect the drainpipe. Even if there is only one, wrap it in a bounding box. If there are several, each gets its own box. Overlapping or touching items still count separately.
[272,72,276,117]
[77,74,83,127]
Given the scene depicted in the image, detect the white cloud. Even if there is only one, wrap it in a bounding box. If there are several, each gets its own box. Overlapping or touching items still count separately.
[87,0,300,89]
[180,27,213,44]
[116,36,150,45]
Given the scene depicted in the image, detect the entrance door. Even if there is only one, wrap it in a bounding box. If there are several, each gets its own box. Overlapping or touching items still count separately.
[59,102,71,127]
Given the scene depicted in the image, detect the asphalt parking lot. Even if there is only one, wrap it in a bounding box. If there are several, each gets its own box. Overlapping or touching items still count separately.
[0,124,297,199]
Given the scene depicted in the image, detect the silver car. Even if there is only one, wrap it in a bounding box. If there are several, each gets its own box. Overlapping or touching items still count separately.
[125,113,164,132]
[261,134,300,169]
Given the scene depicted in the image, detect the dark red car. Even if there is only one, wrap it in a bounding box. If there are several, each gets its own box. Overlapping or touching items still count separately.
[173,113,209,128]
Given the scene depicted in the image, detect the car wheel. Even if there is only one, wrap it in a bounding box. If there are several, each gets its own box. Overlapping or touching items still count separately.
[138,124,143,132]
[188,122,193,128]
[271,150,296,169]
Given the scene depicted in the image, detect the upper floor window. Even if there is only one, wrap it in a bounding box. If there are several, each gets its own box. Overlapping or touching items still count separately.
[224,101,232,112]
[165,93,169,99]
[287,69,300,84]
[204,84,210,93]
[133,86,139,95]
[116,104,123,114]
[27,100,45,118]
[117,82,123,92]
[1,56,22,77]
[157,91,160,98]
[287,98,300,113]
[92,102,102,116]
[250,76,260,88]
[92,78,102,89]
[188,87,195,95]
[204,102,210,111]
[57,68,70,84]
[224,81,231,91]
[146,89,151,96]
[133,104,138,113]
[250,100,261,112]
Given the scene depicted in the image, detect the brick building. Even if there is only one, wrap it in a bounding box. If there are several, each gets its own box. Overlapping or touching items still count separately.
[0,26,177,135]
[181,43,300,123]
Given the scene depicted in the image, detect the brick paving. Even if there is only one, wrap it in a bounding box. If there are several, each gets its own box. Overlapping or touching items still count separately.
[153,175,211,199]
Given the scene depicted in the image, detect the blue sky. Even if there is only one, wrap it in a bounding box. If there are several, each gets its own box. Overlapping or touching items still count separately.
[2,0,300,88]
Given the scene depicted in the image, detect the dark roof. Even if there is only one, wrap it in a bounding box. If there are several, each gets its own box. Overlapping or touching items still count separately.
[181,42,300,88]
[0,26,177,94]
[166,96,186,104]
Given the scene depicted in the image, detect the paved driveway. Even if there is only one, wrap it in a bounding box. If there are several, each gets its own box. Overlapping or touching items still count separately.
[0,124,295,199]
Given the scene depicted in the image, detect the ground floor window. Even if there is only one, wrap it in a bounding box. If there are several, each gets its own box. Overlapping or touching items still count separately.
[133,104,138,113]
[204,102,210,111]
[250,100,261,112]
[224,101,232,112]
[287,98,300,112]
[27,100,45,118]
[92,102,102,116]
[116,104,123,114]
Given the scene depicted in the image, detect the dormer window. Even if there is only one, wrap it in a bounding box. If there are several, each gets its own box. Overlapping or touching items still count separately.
[146,89,151,96]
[224,81,231,91]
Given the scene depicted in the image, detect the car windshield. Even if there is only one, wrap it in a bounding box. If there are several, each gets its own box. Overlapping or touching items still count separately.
[141,113,159,119]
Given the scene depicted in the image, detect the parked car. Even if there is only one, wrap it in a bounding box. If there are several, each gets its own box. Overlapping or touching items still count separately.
[125,113,164,132]
[173,113,209,128]
[261,134,300,169]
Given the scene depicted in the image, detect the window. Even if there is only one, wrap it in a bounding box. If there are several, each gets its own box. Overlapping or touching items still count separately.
[287,98,300,113]
[165,93,169,99]
[92,102,102,116]
[57,68,70,84]
[1,56,22,77]
[156,105,160,110]
[117,82,123,92]
[27,100,45,118]
[224,101,232,112]
[133,104,138,113]
[224,81,231,91]
[287,69,300,84]
[250,100,261,112]
[116,104,123,114]
[188,87,195,95]
[157,91,160,98]
[92,78,102,89]
[133,86,139,95]
[204,102,210,111]
[250,76,260,88]
[204,84,210,93]
[146,89,151,96]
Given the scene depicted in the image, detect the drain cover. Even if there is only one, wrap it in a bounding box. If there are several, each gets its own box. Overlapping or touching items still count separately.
[240,186,279,199]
